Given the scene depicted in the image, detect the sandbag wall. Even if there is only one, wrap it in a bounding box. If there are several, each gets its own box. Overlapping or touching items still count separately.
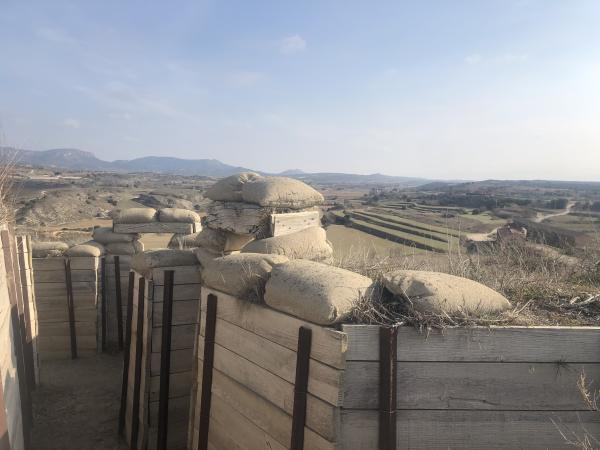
[123,257,201,450]
[0,227,37,450]
[32,254,102,360]
[188,268,600,450]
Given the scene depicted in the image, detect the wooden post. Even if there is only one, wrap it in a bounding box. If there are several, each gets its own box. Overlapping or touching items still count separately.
[130,277,145,450]
[156,271,175,450]
[197,294,218,450]
[290,326,312,450]
[118,271,136,436]
[379,326,398,450]
[114,255,124,351]
[1,229,31,447]
[65,258,78,359]
[16,236,35,390]
[101,257,107,352]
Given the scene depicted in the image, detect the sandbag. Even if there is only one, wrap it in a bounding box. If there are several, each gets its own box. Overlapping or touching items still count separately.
[203,201,272,236]
[112,208,157,224]
[383,270,512,315]
[168,232,202,249]
[104,254,132,265]
[158,208,201,224]
[242,176,324,209]
[32,241,69,258]
[264,260,373,325]
[204,172,263,202]
[193,247,220,268]
[105,241,144,255]
[241,227,332,261]
[200,253,288,300]
[131,249,198,274]
[66,241,105,257]
[92,226,139,244]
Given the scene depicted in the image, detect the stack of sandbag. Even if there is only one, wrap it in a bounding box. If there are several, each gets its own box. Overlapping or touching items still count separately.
[32,241,105,360]
[185,173,331,261]
[124,250,201,450]
[113,207,201,234]
[92,226,143,350]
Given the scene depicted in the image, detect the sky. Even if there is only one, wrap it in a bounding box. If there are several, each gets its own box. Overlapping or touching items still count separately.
[1,0,599,180]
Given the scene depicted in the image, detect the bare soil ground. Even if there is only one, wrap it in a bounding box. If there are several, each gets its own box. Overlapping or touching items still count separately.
[31,354,128,450]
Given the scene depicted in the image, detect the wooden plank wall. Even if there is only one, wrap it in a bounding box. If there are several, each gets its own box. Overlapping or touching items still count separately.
[0,228,27,450]
[16,236,38,385]
[341,325,600,450]
[105,255,131,351]
[33,255,100,360]
[190,288,347,450]
[125,265,201,450]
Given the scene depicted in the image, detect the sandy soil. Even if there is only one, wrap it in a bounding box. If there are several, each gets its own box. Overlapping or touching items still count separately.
[31,354,128,450]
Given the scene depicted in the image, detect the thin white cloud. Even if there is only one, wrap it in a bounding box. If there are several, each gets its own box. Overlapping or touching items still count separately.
[35,27,76,44]
[226,71,263,87]
[464,52,528,65]
[279,35,306,54]
[63,118,80,128]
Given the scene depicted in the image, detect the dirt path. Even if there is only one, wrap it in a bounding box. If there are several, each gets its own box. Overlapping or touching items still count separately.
[534,201,575,223]
[31,354,128,450]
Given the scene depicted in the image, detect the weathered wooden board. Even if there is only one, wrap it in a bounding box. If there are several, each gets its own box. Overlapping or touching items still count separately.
[150,324,196,353]
[38,321,96,336]
[152,284,201,302]
[211,369,337,450]
[150,348,194,376]
[270,210,321,237]
[340,410,600,450]
[34,269,96,283]
[149,371,192,401]
[197,336,340,442]
[343,325,600,362]
[114,222,200,234]
[201,288,347,369]
[34,282,96,298]
[200,316,343,406]
[343,361,600,410]
[32,258,65,271]
[152,300,198,327]
[150,267,200,286]
[68,257,99,270]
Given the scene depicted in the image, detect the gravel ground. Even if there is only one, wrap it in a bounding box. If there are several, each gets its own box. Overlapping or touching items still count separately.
[30,353,128,450]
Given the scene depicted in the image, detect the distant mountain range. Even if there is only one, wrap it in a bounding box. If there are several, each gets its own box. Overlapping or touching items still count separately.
[0,147,428,185]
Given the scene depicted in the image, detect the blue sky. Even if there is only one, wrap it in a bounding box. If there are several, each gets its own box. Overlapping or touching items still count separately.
[1,0,599,180]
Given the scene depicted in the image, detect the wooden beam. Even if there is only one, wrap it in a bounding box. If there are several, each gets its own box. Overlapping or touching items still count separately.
[114,255,124,351]
[198,294,218,450]
[156,270,175,450]
[119,271,136,436]
[101,257,107,352]
[290,326,312,450]
[16,236,36,390]
[64,259,78,359]
[270,211,320,237]
[130,277,146,449]
[379,326,397,450]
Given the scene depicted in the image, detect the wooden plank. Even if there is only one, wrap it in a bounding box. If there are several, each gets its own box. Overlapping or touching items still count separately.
[270,211,321,237]
[150,348,194,376]
[149,371,192,401]
[197,337,340,442]
[150,267,200,286]
[343,361,600,410]
[119,271,136,436]
[101,258,106,352]
[153,284,201,302]
[379,326,397,450]
[17,236,36,390]
[68,257,99,270]
[152,300,198,327]
[340,410,600,450]
[130,277,146,449]
[156,270,174,450]
[210,369,336,450]
[291,326,312,450]
[343,325,600,362]
[114,256,124,350]
[38,321,96,336]
[201,288,347,369]
[151,325,196,353]
[198,293,217,450]
[34,269,95,283]
[32,258,66,271]
[34,282,95,298]
[200,317,343,406]
[114,222,198,234]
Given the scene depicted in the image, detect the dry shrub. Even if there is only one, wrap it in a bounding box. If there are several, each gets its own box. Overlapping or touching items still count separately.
[335,238,600,328]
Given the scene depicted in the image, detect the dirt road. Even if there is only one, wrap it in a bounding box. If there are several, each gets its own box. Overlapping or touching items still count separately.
[534,201,575,223]
[31,354,128,450]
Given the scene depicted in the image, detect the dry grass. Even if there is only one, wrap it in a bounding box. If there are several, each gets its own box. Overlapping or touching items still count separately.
[0,155,17,224]
[335,238,600,328]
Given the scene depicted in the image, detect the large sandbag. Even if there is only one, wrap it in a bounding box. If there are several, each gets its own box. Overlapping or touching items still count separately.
[203,201,272,236]
[168,232,202,249]
[204,172,263,202]
[201,253,288,300]
[241,227,333,261]
[32,241,69,258]
[242,177,324,209]
[383,270,511,315]
[112,208,157,224]
[264,260,372,325]
[66,241,105,257]
[158,208,201,224]
[92,226,140,244]
[105,241,144,255]
[131,249,198,274]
